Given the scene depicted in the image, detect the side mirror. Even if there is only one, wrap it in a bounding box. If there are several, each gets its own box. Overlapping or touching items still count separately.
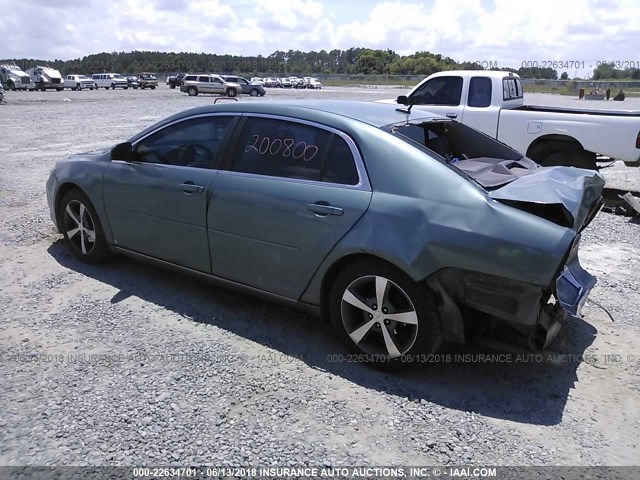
[396,95,408,105]
[110,142,135,162]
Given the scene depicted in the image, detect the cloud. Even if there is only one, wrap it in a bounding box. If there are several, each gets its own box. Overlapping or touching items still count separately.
[1,0,638,78]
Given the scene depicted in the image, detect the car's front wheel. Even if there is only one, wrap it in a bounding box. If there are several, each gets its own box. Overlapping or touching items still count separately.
[329,260,443,365]
[59,190,111,263]
[249,88,259,97]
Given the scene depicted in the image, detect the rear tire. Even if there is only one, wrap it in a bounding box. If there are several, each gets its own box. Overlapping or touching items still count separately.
[329,260,443,368]
[187,86,198,96]
[541,147,597,169]
[226,88,237,97]
[58,190,111,263]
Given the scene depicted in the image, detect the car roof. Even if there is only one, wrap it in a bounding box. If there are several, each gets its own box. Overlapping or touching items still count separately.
[136,100,445,135]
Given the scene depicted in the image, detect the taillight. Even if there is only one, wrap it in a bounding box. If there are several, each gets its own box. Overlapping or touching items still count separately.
[636,130,640,149]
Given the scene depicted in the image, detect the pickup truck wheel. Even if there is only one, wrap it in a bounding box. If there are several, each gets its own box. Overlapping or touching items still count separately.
[170,84,176,89]
[150,86,156,90]
[329,260,443,369]
[111,84,115,89]
[226,88,237,97]
[249,88,259,97]
[541,148,597,170]
[56,88,63,92]
[187,86,198,96]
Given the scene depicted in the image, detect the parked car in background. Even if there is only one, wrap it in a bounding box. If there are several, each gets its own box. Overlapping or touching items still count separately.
[306,78,323,89]
[290,77,306,88]
[138,72,158,89]
[250,77,264,84]
[220,75,266,96]
[180,74,242,97]
[279,77,292,88]
[126,76,141,89]
[47,100,604,367]
[64,74,95,91]
[263,77,279,87]
[168,73,187,89]
[92,73,129,90]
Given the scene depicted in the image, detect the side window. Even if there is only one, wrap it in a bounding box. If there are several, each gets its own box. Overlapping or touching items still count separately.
[135,116,232,169]
[232,118,359,185]
[212,77,223,84]
[468,77,492,108]
[198,76,209,82]
[185,75,197,81]
[411,76,463,106]
[502,77,523,100]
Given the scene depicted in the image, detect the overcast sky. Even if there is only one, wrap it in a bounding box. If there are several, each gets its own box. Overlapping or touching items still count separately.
[1,0,638,77]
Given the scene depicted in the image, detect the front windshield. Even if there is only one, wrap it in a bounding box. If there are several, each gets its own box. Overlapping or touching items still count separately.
[391,121,537,189]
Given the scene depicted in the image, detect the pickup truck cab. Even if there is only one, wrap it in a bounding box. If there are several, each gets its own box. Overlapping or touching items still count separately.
[64,74,95,90]
[393,70,640,169]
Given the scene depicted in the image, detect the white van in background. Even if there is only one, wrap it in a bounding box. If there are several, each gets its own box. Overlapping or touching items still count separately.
[92,73,129,90]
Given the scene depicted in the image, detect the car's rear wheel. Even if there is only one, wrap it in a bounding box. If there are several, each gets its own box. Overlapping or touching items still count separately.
[329,260,443,366]
[249,88,259,97]
[187,86,198,96]
[59,190,111,263]
[226,88,237,97]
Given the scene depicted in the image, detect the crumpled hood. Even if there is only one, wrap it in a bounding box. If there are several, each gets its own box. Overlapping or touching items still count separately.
[490,166,605,231]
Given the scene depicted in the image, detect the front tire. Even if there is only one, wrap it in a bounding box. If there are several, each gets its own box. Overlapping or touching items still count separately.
[249,88,259,97]
[58,190,111,263]
[329,260,443,366]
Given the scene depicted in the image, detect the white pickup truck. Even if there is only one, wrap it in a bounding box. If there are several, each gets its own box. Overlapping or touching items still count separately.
[390,70,640,169]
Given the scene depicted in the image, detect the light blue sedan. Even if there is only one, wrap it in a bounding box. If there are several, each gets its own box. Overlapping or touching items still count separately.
[46,101,604,366]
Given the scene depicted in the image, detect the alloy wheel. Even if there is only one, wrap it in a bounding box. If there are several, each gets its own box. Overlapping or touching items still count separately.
[340,275,418,358]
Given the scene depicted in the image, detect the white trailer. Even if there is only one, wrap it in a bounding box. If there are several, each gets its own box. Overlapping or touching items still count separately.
[26,65,64,91]
[0,64,35,91]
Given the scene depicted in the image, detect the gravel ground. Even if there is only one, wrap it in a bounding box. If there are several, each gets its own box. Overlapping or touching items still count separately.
[0,86,639,469]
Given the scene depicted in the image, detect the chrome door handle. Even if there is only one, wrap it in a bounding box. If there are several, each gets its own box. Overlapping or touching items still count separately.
[307,203,344,216]
[179,182,204,193]
[446,113,458,119]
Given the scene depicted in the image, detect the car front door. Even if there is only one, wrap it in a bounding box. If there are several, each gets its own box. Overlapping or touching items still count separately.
[210,77,225,94]
[409,75,466,121]
[208,115,372,299]
[103,115,236,272]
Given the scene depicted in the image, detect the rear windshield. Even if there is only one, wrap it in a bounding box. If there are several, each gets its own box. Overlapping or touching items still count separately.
[390,121,537,189]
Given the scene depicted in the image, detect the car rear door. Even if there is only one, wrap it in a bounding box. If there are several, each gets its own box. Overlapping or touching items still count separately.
[103,114,237,272]
[207,115,372,299]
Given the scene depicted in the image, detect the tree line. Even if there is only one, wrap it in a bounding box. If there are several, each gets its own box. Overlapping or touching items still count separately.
[3,48,632,79]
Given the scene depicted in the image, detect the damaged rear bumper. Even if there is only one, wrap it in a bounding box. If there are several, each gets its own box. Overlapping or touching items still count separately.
[427,237,596,350]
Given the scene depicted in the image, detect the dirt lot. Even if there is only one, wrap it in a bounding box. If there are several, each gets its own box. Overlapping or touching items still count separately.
[0,86,639,468]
